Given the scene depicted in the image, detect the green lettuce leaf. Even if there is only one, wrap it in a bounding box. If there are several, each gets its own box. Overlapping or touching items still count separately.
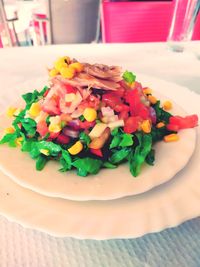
[122,71,136,84]
[129,133,152,177]
[72,157,102,177]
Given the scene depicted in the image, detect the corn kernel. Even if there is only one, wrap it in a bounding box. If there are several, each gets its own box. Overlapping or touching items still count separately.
[148,95,157,105]
[4,127,15,134]
[141,120,151,133]
[60,67,75,79]
[164,133,179,142]
[6,107,17,118]
[40,149,50,156]
[61,56,71,64]
[14,108,22,116]
[163,101,172,111]
[69,62,84,72]
[143,87,152,95]
[156,122,165,128]
[54,59,68,72]
[15,137,23,146]
[48,124,61,133]
[68,141,83,155]
[83,108,97,122]
[49,68,59,77]
[29,102,41,117]
[65,93,76,102]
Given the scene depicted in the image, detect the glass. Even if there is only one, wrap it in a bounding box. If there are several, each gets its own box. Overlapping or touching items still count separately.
[167,0,200,52]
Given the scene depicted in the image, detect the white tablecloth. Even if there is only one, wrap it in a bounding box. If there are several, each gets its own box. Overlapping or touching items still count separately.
[0,42,200,267]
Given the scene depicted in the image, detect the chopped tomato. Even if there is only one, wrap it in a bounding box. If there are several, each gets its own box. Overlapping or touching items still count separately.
[102,92,121,109]
[114,86,125,97]
[56,134,70,144]
[79,120,96,129]
[42,98,60,115]
[138,105,150,120]
[167,115,198,130]
[64,84,77,94]
[36,121,49,137]
[78,95,100,112]
[114,103,129,113]
[125,89,150,119]
[119,110,129,120]
[166,124,179,132]
[124,116,141,134]
[90,148,103,157]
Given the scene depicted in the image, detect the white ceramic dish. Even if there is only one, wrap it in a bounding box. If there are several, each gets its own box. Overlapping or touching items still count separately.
[0,76,199,239]
[0,80,196,201]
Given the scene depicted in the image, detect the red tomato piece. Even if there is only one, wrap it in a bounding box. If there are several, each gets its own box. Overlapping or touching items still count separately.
[64,84,77,94]
[166,124,179,132]
[56,134,70,144]
[114,86,125,97]
[119,110,129,120]
[42,98,60,115]
[114,103,129,113]
[124,116,141,134]
[138,105,150,120]
[125,89,141,116]
[36,121,49,137]
[79,120,96,129]
[169,115,198,130]
[90,148,103,157]
[102,92,121,109]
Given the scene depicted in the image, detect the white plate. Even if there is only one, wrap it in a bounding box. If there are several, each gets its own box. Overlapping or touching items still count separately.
[0,76,199,239]
[0,78,196,201]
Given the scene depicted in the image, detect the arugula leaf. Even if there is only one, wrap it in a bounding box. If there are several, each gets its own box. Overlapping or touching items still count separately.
[122,71,136,84]
[119,134,133,147]
[72,157,102,177]
[145,149,155,166]
[129,133,152,177]
[59,150,72,171]
[110,147,131,164]
[0,132,18,147]
[79,132,91,145]
[36,141,62,156]
[39,86,49,96]
[46,115,51,125]
[22,90,40,105]
[36,155,48,171]
[111,128,119,136]
[153,101,172,123]
[21,118,37,136]
[151,126,173,142]
[103,162,117,169]
[79,115,85,122]
[110,135,121,149]
[21,138,34,152]
[29,146,41,159]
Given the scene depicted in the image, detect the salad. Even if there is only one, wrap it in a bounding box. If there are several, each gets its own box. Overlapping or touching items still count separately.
[0,56,198,177]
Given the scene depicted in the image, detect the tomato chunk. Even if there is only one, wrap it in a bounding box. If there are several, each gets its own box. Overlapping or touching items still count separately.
[167,115,198,130]
[102,92,121,109]
[124,116,141,134]
[37,121,49,137]
[90,148,103,157]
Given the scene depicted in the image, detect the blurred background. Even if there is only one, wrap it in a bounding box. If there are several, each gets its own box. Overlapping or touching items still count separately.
[0,0,200,48]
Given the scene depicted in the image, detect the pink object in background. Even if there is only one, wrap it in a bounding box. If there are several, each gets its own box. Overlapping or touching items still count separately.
[101,0,200,43]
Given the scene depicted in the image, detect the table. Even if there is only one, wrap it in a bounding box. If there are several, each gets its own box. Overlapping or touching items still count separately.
[0,42,200,267]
